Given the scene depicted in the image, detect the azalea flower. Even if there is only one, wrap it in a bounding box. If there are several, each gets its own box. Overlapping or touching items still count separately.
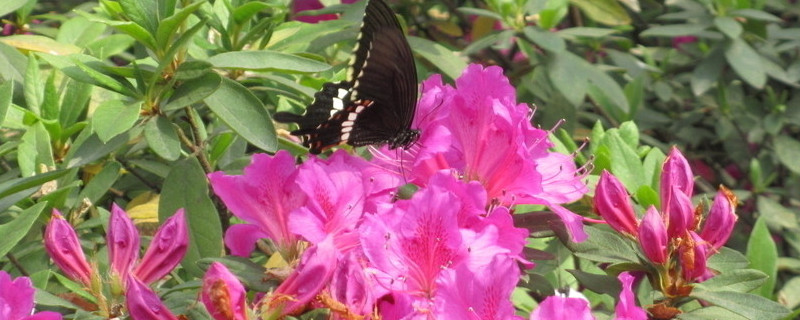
[201,262,249,320]
[0,271,62,320]
[529,295,594,320]
[292,0,359,24]
[372,64,588,242]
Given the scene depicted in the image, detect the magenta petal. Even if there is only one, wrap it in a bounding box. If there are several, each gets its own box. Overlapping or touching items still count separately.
[638,206,668,265]
[107,203,140,278]
[125,276,179,320]
[614,272,647,320]
[44,210,93,285]
[660,147,694,202]
[134,209,188,284]
[550,205,588,243]
[435,257,521,320]
[699,187,738,250]
[269,238,338,315]
[202,262,248,320]
[225,224,268,257]
[594,171,638,236]
[529,296,595,320]
[680,231,710,282]
[663,186,693,238]
[0,271,36,319]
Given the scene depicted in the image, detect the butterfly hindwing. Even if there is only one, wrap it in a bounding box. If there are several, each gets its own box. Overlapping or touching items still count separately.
[274,0,419,154]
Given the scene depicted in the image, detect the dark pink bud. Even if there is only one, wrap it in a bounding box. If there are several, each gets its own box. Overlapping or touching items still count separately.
[133,209,188,284]
[125,276,179,320]
[44,210,93,285]
[663,186,693,238]
[594,170,639,236]
[201,262,248,320]
[679,232,710,282]
[660,147,694,206]
[700,187,737,250]
[107,203,140,279]
[638,206,668,265]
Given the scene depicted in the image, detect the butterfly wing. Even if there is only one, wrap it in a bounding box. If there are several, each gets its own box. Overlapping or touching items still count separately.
[274,0,418,154]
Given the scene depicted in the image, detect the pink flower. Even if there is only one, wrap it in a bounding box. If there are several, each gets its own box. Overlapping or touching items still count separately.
[529,295,594,320]
[373,64,588,242]
[292,0,359,23]
[638,206,668,265]
[108,203,140,279]
[132,209,189,284]
[661,147,694,237]
[208,151,305,258]
[436,257,522,320]
[614,272,647,320]
[202,262,249,320]
[0,271,62,320]
[699,187,737,250]
[679,232,711,282]
[44,210,93,285]
[594,170,638,236]
[125,276,179,320]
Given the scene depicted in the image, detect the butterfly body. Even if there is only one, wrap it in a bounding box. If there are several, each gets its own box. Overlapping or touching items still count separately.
[274,0,419,154]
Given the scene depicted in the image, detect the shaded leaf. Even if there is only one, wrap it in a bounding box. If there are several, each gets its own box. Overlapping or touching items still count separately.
[91,100,141,143]
[724,38,766,89]
[207,51,331,73]
[144,116,181,161]
[746,216,778,298]
[407,36,467,80]
[0,203,47,257]
[204,78,277,152]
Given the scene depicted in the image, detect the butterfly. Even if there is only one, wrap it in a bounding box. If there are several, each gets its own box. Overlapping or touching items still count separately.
[273,0,419,154]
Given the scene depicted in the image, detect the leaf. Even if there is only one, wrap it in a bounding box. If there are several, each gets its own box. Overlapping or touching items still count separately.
[546,52,587,106]
[569,0,631,26]
[523,26,566,53]
[86,34,136,60]
[59,80,92,127]
[197,256,278,292]
[568,269,621,297]
[155,1,204,50]
[75,12,158,51]
[160,157,223,277]
[691,48,726,96]
[690,289,789,320]
[18,122,54,177]
[0,35,81,55]
[641,24,710,37]
[708,247,751,272]
[204,78,277,152]
[119,0,159,35]
[730,9,782,22]
[232,1,274,23]
[24,53,42,115]
[76,161,121,208]
[175,60,213,80]
[0,202,47,257]
[207,51,332,73]
[566,226,640,264]
[603,131,645,192]
[163,72,222,111]
[557,27,619,38]
[0,81,12,126]
[757,196,799,230]
[0,170,68,212]
[0,0,29,17]
[65,129,133,168]
[714,16,742,39]
[695,269,768,293]
[144,116,181,161]
[775,135,800,174]
[91,100,141,143]
[56,16,106,46]
[746,216,778,298]
[724,38,766,89]
[407,36,467,81]
[0,41,26,84]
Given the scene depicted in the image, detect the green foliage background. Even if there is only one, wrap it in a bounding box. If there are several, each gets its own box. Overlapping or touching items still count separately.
[1,0,799,318]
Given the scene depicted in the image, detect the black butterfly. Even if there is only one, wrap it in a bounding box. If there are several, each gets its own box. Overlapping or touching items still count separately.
[273,0,419,154]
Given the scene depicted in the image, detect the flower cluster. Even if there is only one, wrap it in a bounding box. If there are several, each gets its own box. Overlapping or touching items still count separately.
[43,205,188,319]
[204,64,589,318]
[594,147,737,313]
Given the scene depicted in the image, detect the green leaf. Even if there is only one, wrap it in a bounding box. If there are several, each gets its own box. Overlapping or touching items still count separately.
[407,36,467,80]
[775,135,800,174]
[642,147,666,190]
[757,196,799,230]
[155,1,204,50]
[204,78,277,152]
[0,41,26,84]
[76,12,158,51]
[730,9,782,22]
[232,1,274,23]
[569,0,631,26]
[568,269,621,297]
[174,60,213,80]
[24,53,42,115]
[456,7,503,20]
[0,81,12,126]
[567,226,640,264]
[163,72,222,111]
[0,170,68,212]
[691,48,726,96]
[76,161,121,209]
[0,0,29,17]
[73,59,138,97]
[690,289,789,320]
[144,116,181,161]
[546,52,587,106]
[714,16,743,38]
[695,269,768,293]
[160,157,223,277]
[724,38,766,89]
[207,51,332,73]
[523,26,566,53]
[65,129,133,168]
[0,35,81,55]
[709,247,751,272]
[634,185,659,210]
[86,34,136,60]
[603,131,645,192]
[56,16,106,46]
[746,216,778,298]
[641,24,710,37]
[0,202,47,257]
[18,122,54,177]
[91,100,141,143]
[119,0,159,35]
[42,72,59,121]
[59,80,92,127]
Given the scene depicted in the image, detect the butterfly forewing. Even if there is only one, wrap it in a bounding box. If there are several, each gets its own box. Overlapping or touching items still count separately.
[274,0,419,154]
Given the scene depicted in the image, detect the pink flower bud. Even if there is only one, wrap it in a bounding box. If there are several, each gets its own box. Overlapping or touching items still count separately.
[700,187,738,250]
[638,206,668,265]
[663,186,693,238]
[107,204,140,279]
[125,276,179,320]
[201,262,248,320]
[44,210,93,285]
[133,209,188,284]
[615,272,647,320]
[594,171,639,236]
[679,232,710,282]
[661,147,694,200]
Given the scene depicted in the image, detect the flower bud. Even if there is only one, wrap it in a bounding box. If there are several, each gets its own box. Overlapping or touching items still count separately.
[700,187,738,250]
[133,209,188,284]
[202,262,248,320]
[44,210,93,285]
[638,206,668,265]
[663,186,693,238]
[107,203,139,279]
[661,147,694,202]
[125,276,178,320]
[594,171,639,236]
